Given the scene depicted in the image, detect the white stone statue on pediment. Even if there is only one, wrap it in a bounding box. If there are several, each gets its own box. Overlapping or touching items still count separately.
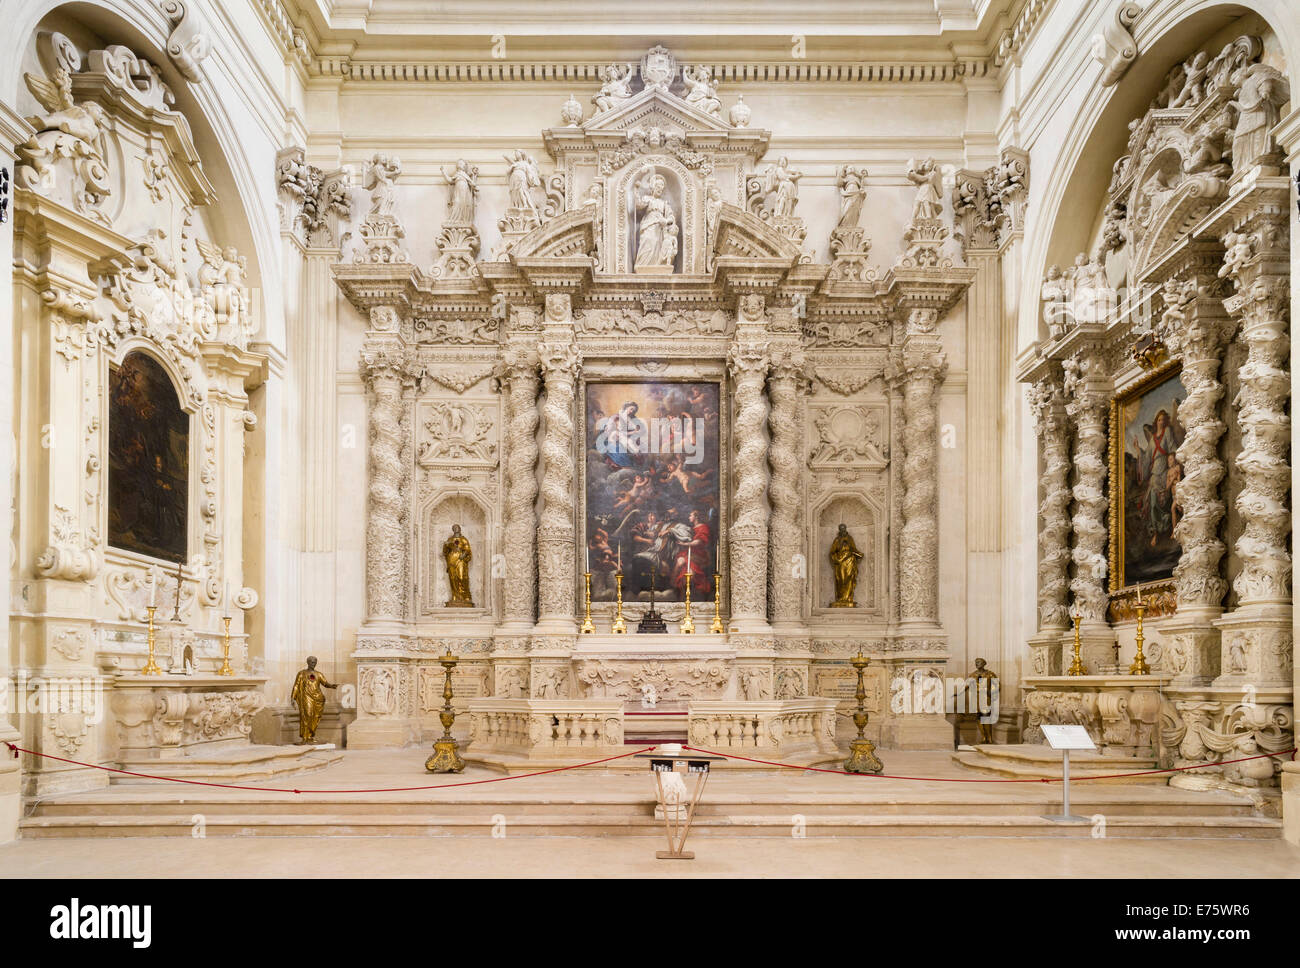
[593,64,634,114]
[441,160,478,225]
[504,149,542,223]
[682,65,722,117]
[364,153,402,217]
[906,157,944,223]
[632,167,679,273]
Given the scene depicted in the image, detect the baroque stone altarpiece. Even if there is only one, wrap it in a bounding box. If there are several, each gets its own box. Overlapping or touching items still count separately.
[332,46,980,755]
[1020,35,1293,802]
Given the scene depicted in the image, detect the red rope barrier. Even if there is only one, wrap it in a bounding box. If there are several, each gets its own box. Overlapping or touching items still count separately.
[682,745,1299,783]
[2,742,656,794]
[6,740,1294,792]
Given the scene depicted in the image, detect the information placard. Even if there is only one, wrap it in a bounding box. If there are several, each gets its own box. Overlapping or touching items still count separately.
[1040,724,1097,751]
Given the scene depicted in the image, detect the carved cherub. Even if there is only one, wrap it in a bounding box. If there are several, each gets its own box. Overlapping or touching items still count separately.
[197,240,250,336]
[1218,230,1253,283]
[1170,51,1210,108]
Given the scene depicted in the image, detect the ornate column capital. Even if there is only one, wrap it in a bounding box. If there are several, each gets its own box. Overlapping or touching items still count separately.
[727,339,770,381]
[538,340,582,381]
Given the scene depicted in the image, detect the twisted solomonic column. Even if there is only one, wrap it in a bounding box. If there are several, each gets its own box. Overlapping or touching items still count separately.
[360,346,413,623]
[500,339,540,626]
[767,342,806,626]
[1027,372,1071,631]
[892,339,946,626]
[727,338,771,630]
[536,340,582,626]
[1061,347,1110,624]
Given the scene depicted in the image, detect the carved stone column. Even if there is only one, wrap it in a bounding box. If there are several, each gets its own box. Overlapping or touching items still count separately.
[498,338,540,630]
[1214,208,1291,688]
[1061,339,1115,671]
[767,341,806,628]
[359,343,413,630]
[1159,279,1235,684]
[892,312,946,630]
[535,295,581,634]
[1025,365,1070,676]
[727,296,772,636]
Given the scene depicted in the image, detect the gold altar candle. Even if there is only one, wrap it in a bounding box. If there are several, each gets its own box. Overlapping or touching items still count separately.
[709,572,724,634]
[425,651,465,773]
[1067,610,1088,676]
[679,571,695,634]
[1130,601,1150,675]
[612,571,627,634]
[580,572,596,634]
[142,605,161,676]
[218,614,234,676]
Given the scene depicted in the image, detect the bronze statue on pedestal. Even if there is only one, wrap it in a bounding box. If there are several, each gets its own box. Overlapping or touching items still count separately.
[443,524,475,607]
[290,656,338,745]
[829,523,863,607]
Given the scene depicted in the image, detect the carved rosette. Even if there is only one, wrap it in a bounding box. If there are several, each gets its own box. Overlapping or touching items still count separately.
[1027,372,1071,629]
[500,340,540,625]
[1221,218,1291,606]
[727,338,770,625]
[892,342,946,623]
[1062,348,1110,622]
[768,343,806,624]
[1169,290,1234,609]
[536,340,581,623]
[361,345,413,621]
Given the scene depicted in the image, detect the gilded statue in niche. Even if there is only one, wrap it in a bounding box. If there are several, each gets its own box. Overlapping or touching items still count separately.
[829,523,863,607]
[108,352,189,563]
[443,524,475,608]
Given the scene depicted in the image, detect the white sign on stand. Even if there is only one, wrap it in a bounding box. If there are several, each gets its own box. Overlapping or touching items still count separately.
[1040,725,1096,822]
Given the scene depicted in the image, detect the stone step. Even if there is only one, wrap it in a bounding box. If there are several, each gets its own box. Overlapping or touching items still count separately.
[18,812,1281,839]
[25,791,1259,819]
[953,744,1165,783]
[111,746,345,785]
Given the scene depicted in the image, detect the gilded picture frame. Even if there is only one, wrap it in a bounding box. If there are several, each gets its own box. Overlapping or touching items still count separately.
[1108,359,1185,604]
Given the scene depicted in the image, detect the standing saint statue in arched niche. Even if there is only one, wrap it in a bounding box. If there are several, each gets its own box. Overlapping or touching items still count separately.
[632,167,679,274]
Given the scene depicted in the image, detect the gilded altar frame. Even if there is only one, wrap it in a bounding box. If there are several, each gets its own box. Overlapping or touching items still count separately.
[1107,358,1182,617]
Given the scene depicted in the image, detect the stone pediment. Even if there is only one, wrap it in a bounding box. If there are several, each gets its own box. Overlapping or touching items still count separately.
[583,87,732,137]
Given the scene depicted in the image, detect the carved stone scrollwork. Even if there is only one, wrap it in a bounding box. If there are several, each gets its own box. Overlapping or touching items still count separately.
[159,0,212,81]
[1061,348,1110,622]
[727,334,771,628]
[1027,372,1071,629]
[768,343,806,626]
[500,339,540,626]
[537,340,582,624]
[1093,3,1141,88]
[361,345,415,621]
[889,343,946,624]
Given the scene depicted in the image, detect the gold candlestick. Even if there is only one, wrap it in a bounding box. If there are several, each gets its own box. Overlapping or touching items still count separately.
[843,651,883,773]
[679,574,695,634]
[142,605,162,676]
[218,615,234,676]
[580,572,596,633]
[1067,612,1088,676]
[709,572,724,634]
[425,652,466,773]
[612,571,627,633]
[1130,602,1150,675]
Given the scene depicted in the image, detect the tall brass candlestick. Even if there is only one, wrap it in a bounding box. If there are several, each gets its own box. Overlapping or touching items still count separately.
[843,651,883,773]
[709,572,724,634]
[218,615,234,676]
[1130,601,1150,675]
[612,571,627,633]
[425,652,465,773]
[142,605,161,676]
[679,574,695,634]
[580,572,596,633]
[1067,612,1088,676]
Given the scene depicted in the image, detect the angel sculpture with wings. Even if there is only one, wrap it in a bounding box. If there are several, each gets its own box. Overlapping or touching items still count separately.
[19,60,112,204]
[441,160,479,225]
[683,65,722,117]
[504,149,542,219]
[197,241,250,339]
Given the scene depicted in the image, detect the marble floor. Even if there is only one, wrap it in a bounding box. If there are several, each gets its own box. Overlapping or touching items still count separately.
[2,833,1298,878]
[4,749,1297,876]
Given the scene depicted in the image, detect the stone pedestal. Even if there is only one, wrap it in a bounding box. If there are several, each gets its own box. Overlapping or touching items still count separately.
[1022,674,1172,758]
[111,675,268,758]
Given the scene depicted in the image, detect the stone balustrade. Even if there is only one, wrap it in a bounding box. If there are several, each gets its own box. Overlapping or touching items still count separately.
[686,699,839,758]
[466,699,625,759]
